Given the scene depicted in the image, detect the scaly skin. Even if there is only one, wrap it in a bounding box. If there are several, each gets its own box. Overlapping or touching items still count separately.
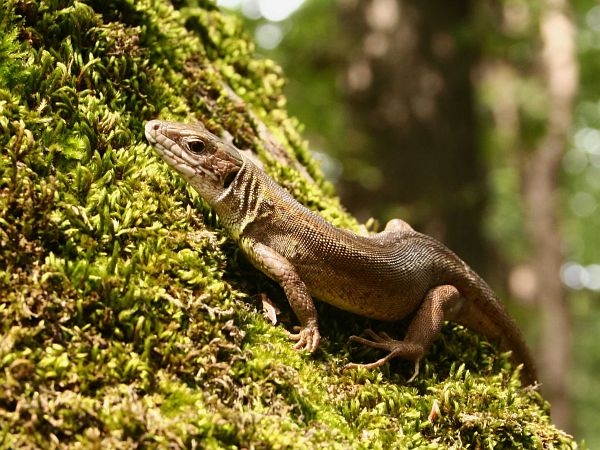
[145,119,538,385]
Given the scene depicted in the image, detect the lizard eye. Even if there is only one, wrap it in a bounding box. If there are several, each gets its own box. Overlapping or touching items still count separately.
[187,139,206,155]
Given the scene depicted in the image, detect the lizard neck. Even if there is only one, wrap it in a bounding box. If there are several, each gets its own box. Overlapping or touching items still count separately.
[212,159,276,240]
[212,155,358,251]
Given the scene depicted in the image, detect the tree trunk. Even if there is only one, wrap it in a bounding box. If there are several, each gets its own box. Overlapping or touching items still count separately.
[338,0,489,271]
[523,0,577,430]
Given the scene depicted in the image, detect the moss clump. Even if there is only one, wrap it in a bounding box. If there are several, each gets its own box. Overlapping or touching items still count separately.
[0,0,577,448]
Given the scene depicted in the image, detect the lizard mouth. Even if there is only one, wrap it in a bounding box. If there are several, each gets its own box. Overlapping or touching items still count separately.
[146,120,230,187]
[145,120,198,179]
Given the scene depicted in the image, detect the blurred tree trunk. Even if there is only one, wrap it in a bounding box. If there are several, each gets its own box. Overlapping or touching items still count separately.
[522,0,577,430]
[337,0,488,271]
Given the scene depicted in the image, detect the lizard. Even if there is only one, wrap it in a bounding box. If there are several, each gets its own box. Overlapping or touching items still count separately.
[144,119,538,386]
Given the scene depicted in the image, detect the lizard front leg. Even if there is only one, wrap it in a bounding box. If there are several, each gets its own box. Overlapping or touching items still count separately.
[241,237,321,352]
[345,285,464,380]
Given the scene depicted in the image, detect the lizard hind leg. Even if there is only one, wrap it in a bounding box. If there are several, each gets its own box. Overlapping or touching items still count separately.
[384,218,414,232]
[370,218,415,243]
[344,285,463,381]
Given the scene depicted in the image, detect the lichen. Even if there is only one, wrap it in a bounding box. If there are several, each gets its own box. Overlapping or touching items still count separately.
[0,0,577,448]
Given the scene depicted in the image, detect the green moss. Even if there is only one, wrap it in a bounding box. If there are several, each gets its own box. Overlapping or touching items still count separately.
[0,0,577,448]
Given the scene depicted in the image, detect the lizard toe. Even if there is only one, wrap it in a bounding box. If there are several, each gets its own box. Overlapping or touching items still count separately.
[289,325,320,353]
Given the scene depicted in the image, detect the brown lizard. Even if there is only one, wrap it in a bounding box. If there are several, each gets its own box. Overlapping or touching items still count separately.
[144,119,538,385]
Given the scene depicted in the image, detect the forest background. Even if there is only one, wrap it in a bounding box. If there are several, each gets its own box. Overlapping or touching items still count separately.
[219,0,600,445]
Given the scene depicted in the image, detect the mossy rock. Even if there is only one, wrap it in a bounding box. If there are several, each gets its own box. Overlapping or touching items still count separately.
[0,0,577,448]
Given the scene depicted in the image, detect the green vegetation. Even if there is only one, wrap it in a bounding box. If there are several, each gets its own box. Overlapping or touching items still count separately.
[0,0,577,447]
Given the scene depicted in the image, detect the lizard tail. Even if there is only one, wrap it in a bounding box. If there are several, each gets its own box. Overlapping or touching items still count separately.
[454,268,538,386]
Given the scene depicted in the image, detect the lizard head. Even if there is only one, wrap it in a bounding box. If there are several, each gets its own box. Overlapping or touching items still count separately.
[145,120,244,205]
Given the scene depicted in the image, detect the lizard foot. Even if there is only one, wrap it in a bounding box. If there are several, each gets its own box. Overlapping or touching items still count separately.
[344,329,423,379]
[287,324,320,353]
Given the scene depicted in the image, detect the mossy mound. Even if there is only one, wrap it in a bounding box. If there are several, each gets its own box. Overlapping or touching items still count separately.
[0,0,577,448]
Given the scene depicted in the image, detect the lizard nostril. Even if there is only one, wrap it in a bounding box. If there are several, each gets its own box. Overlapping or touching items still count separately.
[152,123,160,131]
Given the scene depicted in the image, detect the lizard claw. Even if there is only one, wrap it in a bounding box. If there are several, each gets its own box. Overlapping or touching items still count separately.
[287,324,321,353]
[344,329,424,377]
[406,359,420,383]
